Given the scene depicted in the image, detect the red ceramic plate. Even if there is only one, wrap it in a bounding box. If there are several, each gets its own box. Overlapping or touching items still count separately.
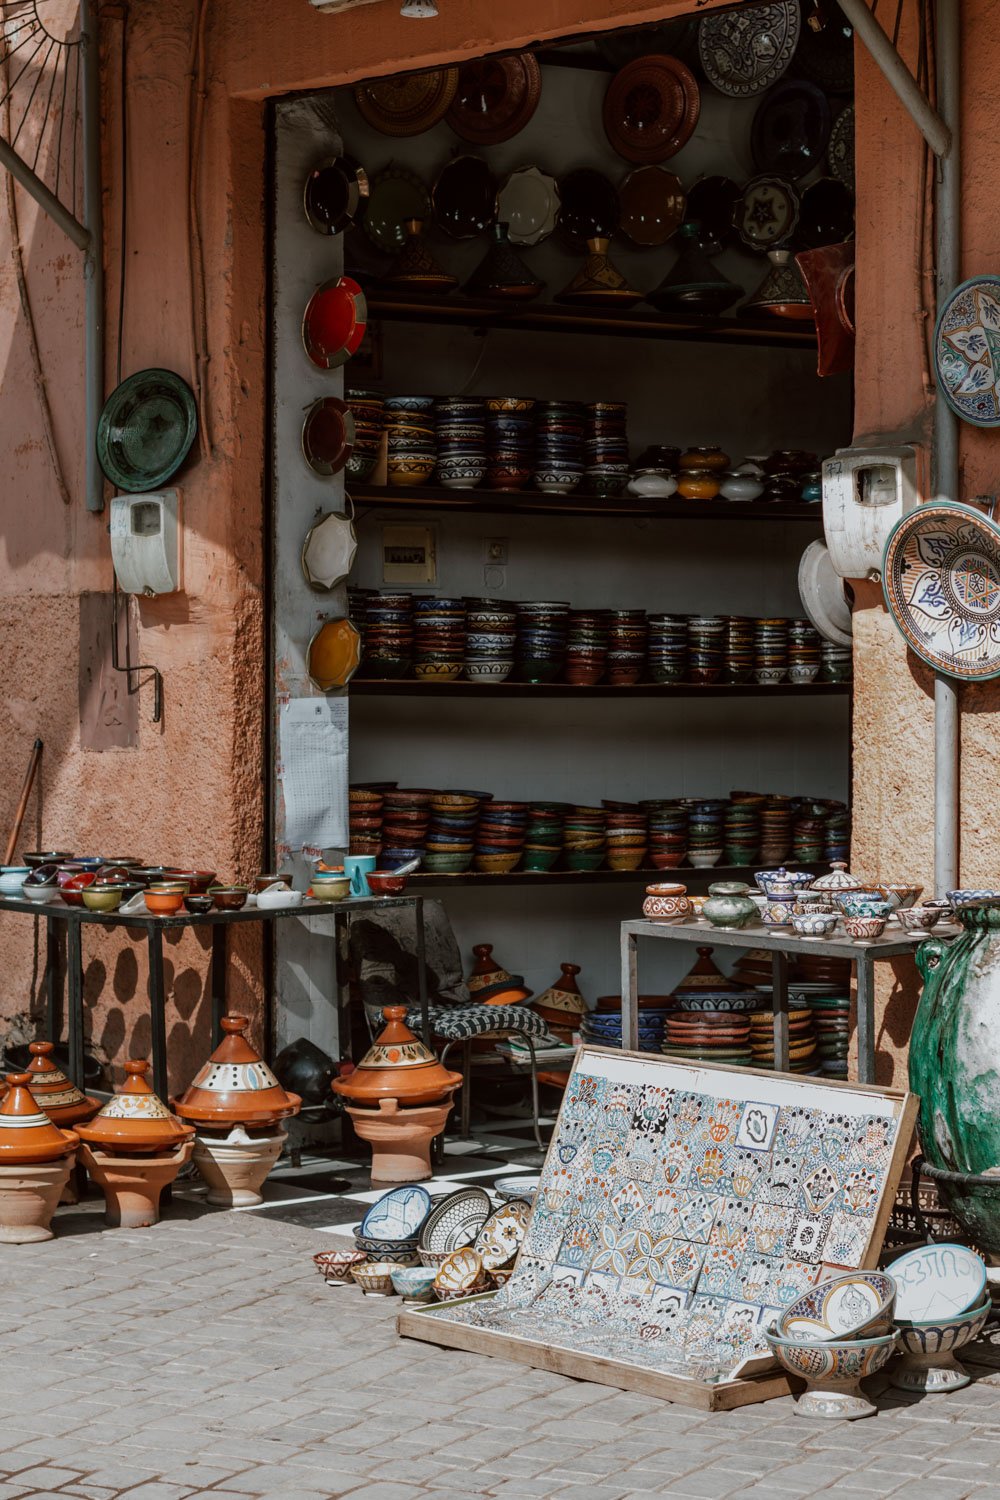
[301,398,357,477]
[603,55,700,164]
[302,278,368,370]
[445,53,542,145]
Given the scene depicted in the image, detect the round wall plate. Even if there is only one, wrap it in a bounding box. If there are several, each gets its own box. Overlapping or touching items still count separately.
[301,510,359,593]
[353,67,458,136]
[698,1,800,98]
[301,279,367,370]
[96,369,198,492]
[935,274,1000,427]
[301,397,356,478]
[306,617,363,691]
[303,156,369,236]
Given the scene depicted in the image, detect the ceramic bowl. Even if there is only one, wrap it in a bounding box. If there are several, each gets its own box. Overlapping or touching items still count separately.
[892,1296,993,1392]
[764,1324,898,1420]
[367,871,408,897]
[791,912,838,941]
[779,1271,896,1342]
[22,882,56,902]
[895,905,943,936]
[642,883,691,921]
[184,893,215,915]
[390,1266,438,1301]
[876,882,923,909]
[209,886,249,912]
[418,1246,456,1270]
[23,863,59,889]
[23,850,74,867]
[144,885,186,916]
[843,914,887,943]
[309,877,351,902]
[313,1248,367,1285]
[493,1174,539,1203]
[81,882,125,913]
[0,866,30,895]
[351,1261,397,1296]
[163,868,216,894]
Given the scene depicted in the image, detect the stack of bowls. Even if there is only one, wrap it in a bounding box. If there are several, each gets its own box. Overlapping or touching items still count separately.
[723,616,754,683]
[662,1011,753,1066]
[353,1223,420,1267]
[603,803,647,870]
[515,601,569,682]
[534,400,585,494]
[349,788,384,859]
[687,800,726,867]
[413,597,466,683]
[464,600,515,684]
[788,619,821,683]
[821,640,853,682]
[647,615,688,683]
[434,397,486,490]
[687,616,725,684]
[485,397,535,491]
[581,995,673,1052]
[345,389,385,484]
[764,1270,899,1420]
[824,804,851,861]
[566,610,609,685]
[380,788,433,869]
[523,804,564,872]
[584,401,629,497]
[723,802,760,866]
[386,396,436,489]
[474,801,527,873]
[360,592,413,680]
[793,803,827,863]
[750,1007,817,1072]
[759,798,794,863]
[563,806,606,871]
[645,801,689,868]
[425,792,480,873]
[754,618,789,685]
[607,609,647,685]
[806,990,851,1077]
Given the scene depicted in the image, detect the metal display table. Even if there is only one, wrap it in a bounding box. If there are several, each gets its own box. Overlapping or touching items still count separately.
[0,893,429,1098]
[620,918,956,1085]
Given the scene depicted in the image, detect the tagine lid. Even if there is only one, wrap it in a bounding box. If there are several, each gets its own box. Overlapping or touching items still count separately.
[173,1015,302,1124]
[673,946,757,998]
[332,1006,462,1106]
[26,1040,102,1126]
[809,860,864,893]
[0,1073,79,1162]
[533,962,588,1017]
[76,1059,195,1151]
[466,943,532,1003]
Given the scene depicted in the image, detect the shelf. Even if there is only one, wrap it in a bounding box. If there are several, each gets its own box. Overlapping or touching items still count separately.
[407,864,832,889]
[350,680,850,698]
[350,485,824,522]
[366,294,818,350]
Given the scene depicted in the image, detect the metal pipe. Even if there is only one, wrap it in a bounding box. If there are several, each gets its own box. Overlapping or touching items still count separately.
[0,135,89,250]
[834,0,951,159]
[933,0,961,896]
[80,0,104,513]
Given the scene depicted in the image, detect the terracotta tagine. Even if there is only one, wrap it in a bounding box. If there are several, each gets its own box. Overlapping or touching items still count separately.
[0,1072,78,1242]
[532,963,587,1042]
[173,1014,302,1127]
[332,1006,463,1108]
[466,943,532,1005]
[75,1059,196,1228]
[25,1039,101,1127]
[464,223,543,302]
[382,218,458,294]
[78,1058,194,1154]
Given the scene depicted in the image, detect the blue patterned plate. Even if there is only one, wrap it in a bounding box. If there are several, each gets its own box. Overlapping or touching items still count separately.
[360,1184,432,1240]
[935,275,1000,426]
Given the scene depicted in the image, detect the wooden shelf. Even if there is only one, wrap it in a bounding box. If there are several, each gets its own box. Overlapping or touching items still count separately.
[406,864,832,889]
[350,680,850,699]
[350,485,824,522]
[366,294,818,350]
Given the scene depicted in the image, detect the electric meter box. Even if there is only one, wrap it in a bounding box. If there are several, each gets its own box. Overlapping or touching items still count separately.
[110,490,183,596]
[822,445,925,581]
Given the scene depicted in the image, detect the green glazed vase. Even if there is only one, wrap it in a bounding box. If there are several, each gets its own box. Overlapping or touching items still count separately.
[702,881,758,931]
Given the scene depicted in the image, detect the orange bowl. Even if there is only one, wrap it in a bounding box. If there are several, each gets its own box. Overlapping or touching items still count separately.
[144,885,186,915]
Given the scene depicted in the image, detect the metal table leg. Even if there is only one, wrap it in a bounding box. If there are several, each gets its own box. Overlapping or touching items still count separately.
[856,952,876,1084]
[148,926,168,1102]
[771,950,790,1074]
[415,897,430,1046]
[46,915,63,1044]
[621,928,639,1053]
[66,921,84,1089]
[210,924,227,1045]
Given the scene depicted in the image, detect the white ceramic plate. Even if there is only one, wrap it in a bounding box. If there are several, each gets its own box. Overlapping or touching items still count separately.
[497,166,560,246]
[799,538,852,647]
[888,1242,987,1322]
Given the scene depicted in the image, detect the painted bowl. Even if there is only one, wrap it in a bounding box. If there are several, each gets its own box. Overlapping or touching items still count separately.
[755,867,814,895]
[144,884,187,915]
[764,1325,898,1419]
[837,895,890,916]
[351,1261,397,1296]
[366,871,408,897]
[163,868,217,894]
[843,914,887,943]
[791,912,839,941]
[313,1248,367,1285]
[418,1246,456,1270]
[892,1296,993,1393]
[81,882,125,913]
[390,1266,437,1301]
[895,905,943,936]
[184,894,215,915]
[23,863,59,889]
[209,886,249,911]
[779,1271,896,1342]
[875,882,923,909]
[494,1174,540,1203]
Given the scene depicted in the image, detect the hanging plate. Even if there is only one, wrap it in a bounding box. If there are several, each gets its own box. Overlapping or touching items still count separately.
[794,13,854,93]
[445,53,542,146]
[935,275,1000,427]
[497,166,560,247]
[828,105,855,191]
[301,279,367,370]
[364,164,432,255]
[618,165,685,247]
[301,508,359,593]
[685,175,740,253]
[796,177,855,250]
[557,168,619,250]
[301,397,356,478]
[306,617,363,691]
[353,67,459,136]
[751,80,831,182]
[698,1,801,98]
[96,369,198,493]
[882,501,1000,681]
[432,155,498,239]
[303,156,369,236]
[602,55,700,164]
[734,174,800,252]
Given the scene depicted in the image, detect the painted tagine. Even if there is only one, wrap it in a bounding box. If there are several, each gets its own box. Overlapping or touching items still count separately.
[0,1072,79,1242]
[25,1039,102,1127]
[466,943,531,1005]
[174,1015,301,1207]
[75,1058,195,1228]
[532,962,587,1042]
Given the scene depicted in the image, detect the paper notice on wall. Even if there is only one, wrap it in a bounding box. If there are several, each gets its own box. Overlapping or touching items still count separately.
[278,696,348,852]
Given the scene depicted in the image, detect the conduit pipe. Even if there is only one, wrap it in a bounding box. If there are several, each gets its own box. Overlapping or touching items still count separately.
[834,0,950,157]
[81,0,104,513]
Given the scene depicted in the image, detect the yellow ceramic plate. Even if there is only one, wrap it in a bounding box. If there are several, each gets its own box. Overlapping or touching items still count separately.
[306,617,362,692]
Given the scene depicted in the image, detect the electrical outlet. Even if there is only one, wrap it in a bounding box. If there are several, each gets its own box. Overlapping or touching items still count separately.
[485,537,508,564]
[484,565,506,590]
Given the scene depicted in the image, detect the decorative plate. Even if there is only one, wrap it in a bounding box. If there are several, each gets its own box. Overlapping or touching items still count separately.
[432,155,498,240]
[734,174,800,252]
[618,166,685,247]
[445,53,541,145]
[751,80,831,182]
[301,509,358,593]
[301,278,367,370]
[698,1,801,98]
[798,539,852,647]
[96,369,198,492]
[797,177,855,251]
[474,1199,530,1270]
[794,13,855,92]
[598,16,700,70]
[888,1243,987,1322]
[883,501,1000,680]
[557,168,619,250]
[433,1245,484,1294]
[303,156,369,236]
[419,1186,493,1251]
[306,617,363,691]
[301,397,356,478]
[360,1183,432,1240]
[363,164,431,255]
[353,67,459,136]
[828,104,855,190]
[602,55,700,164]
[497,167,560,247]
[935,275,1000,426]
[781,1271,895,1341]
[685,175,740,253]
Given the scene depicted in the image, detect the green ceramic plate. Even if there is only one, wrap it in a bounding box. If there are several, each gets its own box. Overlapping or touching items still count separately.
[96,368,198,492]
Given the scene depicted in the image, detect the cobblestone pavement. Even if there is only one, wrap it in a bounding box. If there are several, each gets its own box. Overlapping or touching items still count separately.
[6,1211,1000,1500]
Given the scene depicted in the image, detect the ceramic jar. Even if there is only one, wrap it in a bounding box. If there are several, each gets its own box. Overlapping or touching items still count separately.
[677,469,721,500]
[679,446,729,472]
[719,471,764,502]
[642,882,691,921]
[701,882,758,931]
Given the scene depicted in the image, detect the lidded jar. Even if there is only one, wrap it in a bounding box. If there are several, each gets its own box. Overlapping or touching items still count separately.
[702,882,759,931]
[25,1040,101,1126]
[174,1015,301,1127]
[76,1059,194,1154]
[332,1006,462,1107]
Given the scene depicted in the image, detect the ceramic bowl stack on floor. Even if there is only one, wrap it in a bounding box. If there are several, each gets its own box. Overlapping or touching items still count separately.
[749,1007,817,1072]
[645,800,688,868]
[353,1184,432,1268]
[607,609,647,685]
[534,400,585,494]
[788,619,821,683]
[386,396,436,489]
[888,1242,992,1394]
[523,803,564,872]
[474,800,527,873]
[662,1010,753,1066]
[515,601,569,683]
[566,610,609,685]
[797,952,853,1078]
[563,806,606,871]
[380,788,432,870]
[647,615,688,682]
[687,615,725,684]
[584,400,629,497]
[464,601,515,684]
[424,792,481,874]
[581,995,673,1052]
[603,803,647,870]
[360,591,413,680]
[434,397,486,490]
[345,389,385,484]
[765,1269,899,1421]
[413,596,466,683]
[723,615,754,683]
[486,397,534,491]
[754,617,789,685]
[349,787,384,859]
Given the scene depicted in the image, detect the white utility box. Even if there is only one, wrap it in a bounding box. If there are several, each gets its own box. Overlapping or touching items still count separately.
[822,445,925,581]
[110,490,183,595]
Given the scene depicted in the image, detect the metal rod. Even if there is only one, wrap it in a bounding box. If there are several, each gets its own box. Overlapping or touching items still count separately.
[834,0,950,157]
[771,951,789,1073]
[0,132,87,248]
[45,916,62,1044]
[80,0,104,512]
[66,921,84,1089]
[148,926,168,1101]
[856,952,876,1084]
[621,929,639,1053]
[210,924,227,1045]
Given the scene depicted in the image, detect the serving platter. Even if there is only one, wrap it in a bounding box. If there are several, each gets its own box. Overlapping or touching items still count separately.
[934,274,1000,426]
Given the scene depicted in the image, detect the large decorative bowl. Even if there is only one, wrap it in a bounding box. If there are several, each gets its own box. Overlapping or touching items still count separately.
[779,1271,896,1342]
[765,1325,898,1420]
[891,1296,993,1392]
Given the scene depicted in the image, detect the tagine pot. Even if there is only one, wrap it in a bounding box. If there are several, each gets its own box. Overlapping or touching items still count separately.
[332,1005,463,1108]
[173,1014,301,1128]
[192,1124,288,1207]
[532,963,587,1042]
[25,1040,101,1127]
[343,1096,455,1184]
[466,943,532,1004]
[75,1057,196,1226]
[0,1072,78,1241]
[79,1139,195,1227]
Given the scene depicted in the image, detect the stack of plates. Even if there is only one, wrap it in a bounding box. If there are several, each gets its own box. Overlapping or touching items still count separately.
[524,803,564,873]
[413,596,466,684]
[566,610,609,685]
[584,401,629,497]
[349,788,383,860]
[661,1011,752,1066]
[688,615,725,685]
[604,801,647,871]
[424,792,480,874]
[749,1007,817,1073]
[607,609,647,686]
[582,1006,673,1052]
[534,400,585,495]
[821,640,853,682]
[563,805,606,871]
[789,619,821,684]
[474,800,527,874]
[809,994,851,1077]
[723,615,754,683]
[386,396,436,489]
[515,600,569,684]
[485,397,535,492]
[464,601,515,685]
[754,617,789,686]
[380,788,433,870]
[359,591,413,681]
[645,799,688,868]
[345,388,385,484]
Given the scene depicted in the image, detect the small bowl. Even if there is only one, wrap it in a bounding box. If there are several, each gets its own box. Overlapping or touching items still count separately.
[163,868,216,894]
[58,872,98,907]
[843,914,887,943]
[0,866,31,895]
[390,1266,437,1301]
[254,872,291,893]
[366,871,408,898]
[895,905,943,937]
[23,863,59,889]
[23,850,74,868]
[309,877,350,902]
[313,1249,367,1286]
[183,893,215,915]
[82,882,125,913]
[144,885,186,916]
[780,1271,896,1342]
[493,1174,540,1203]
[791,912,838,942]
[22,881,57,903]
[209,885,249,912]
[876,882,923,909]
[351,1261,397,1296]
